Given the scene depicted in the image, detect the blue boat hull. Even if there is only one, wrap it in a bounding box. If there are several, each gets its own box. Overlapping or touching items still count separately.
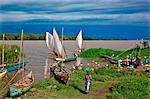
[6,62,27,72]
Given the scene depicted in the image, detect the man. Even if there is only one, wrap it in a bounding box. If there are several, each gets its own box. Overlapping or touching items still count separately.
[85,72,92,94]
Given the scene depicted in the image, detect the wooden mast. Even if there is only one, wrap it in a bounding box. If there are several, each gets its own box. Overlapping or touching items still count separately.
[2,34,5,68]
[21,29,24,79]
[61,27,64,68]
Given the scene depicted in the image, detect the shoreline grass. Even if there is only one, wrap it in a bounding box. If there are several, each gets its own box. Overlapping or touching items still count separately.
[0,44,20,64]
[79,48,150,58]
[24,67,149,98]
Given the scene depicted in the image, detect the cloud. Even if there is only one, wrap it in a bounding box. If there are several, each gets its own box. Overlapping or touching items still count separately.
[0,0,149,26]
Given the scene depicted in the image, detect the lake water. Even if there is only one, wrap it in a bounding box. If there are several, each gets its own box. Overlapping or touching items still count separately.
[0,40,141,81]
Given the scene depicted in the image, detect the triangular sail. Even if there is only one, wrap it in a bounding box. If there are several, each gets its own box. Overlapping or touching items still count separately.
[76,30,83,51]
[46,32,54,49]
[53,28,65,57]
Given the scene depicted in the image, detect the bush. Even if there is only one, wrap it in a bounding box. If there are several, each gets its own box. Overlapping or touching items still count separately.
[0,44,20,64]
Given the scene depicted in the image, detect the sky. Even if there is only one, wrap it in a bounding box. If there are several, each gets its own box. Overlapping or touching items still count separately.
[0,0,150,39]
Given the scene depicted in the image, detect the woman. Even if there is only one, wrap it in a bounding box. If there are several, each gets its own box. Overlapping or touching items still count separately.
[85,72,92,94]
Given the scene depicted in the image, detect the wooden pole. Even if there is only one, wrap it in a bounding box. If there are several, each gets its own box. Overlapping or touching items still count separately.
[2,34,5,67]
[21,29,24,79]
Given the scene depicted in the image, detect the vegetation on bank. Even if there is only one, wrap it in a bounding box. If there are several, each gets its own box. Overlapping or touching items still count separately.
[79,48,150,58]
[24,67,149,98]
[0,34,127,40]
[0,45,20,65]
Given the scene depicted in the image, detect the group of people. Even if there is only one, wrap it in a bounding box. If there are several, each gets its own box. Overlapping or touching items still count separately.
[117,55,142,69]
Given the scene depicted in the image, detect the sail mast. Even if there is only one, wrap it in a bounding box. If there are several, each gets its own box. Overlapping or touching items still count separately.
[2,34,5,67]
[20,29,25,80]
[61,27,64,59]
[21,29,24,70]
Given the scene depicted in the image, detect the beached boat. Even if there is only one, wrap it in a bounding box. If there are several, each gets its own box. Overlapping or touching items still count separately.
[9,70,33,97]
[50,63,69,84]
[0,68,7,79]
[6,61,27,72]
[0,34,7,79]
[9,30,34,97]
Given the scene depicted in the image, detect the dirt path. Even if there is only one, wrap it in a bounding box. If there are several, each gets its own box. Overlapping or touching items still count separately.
[79,81,115,99]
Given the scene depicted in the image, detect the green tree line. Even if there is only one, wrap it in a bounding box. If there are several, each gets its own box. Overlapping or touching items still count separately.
[0,34,127,40]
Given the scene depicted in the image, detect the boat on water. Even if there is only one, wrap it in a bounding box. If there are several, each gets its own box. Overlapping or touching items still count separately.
[9,30,34,97]
[6,61,27,72]
[76,30,83,53]
[46,28,78,62]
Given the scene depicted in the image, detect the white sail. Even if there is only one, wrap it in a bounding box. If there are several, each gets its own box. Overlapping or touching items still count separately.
[53,28,65,57]
[46,32,54,49]
[76,30,83,50]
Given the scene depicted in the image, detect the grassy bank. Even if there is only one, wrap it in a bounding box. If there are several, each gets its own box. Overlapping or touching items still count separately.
[79,48,150,58]
[24,67,149,99]
[0,45,20,64]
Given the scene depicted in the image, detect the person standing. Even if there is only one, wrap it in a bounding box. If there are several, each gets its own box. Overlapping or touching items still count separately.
[85,72,92,94]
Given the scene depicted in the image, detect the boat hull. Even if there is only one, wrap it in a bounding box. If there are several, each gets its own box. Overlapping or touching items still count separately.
[9,86,31,97]
[0,69,7,79]
[56,56,77,62]
[6,62,27,72]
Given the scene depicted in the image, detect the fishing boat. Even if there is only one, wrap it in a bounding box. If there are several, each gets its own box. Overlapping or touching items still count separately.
[9,70,33,97]
[0,34,7,79]
[9,30,34,97]
[76,30,83,53]
[0,68,7,79]
[6,61,27,72]
[50,63,70,84]
[46,28,77,62]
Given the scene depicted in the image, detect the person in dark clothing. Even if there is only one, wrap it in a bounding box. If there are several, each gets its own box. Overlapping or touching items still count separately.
[85,72,92,94]
[135,56,141,68]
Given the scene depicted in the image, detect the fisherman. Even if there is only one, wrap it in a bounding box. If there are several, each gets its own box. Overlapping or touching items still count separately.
[128,54,135,68]
[117,57,123,71]
[85,72,92,94]
[135,56,141,68]
[125,56,130,67]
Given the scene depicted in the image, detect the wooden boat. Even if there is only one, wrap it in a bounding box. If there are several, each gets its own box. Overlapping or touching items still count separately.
[9,70,33,97]
[0,68,7,79]
[9,30,34,97]
[0,34,7,79]
[52,64,69,84]
[55,54,77,62]
[6,61,27,72]
[46,28,84,62]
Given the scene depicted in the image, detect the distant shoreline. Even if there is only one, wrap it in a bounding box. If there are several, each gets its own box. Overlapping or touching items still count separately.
[0,33,128,40]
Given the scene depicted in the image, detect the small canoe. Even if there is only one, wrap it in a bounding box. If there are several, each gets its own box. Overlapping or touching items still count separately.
[0,68,7,79]
[56,54,77,62]
[6,61,27,72]
[9,70,34,97]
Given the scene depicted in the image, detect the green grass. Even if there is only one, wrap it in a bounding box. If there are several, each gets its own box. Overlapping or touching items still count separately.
[110,76,150,99]
[24,67,149,99]
[0,44,20,65]
[79,48,150,58]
